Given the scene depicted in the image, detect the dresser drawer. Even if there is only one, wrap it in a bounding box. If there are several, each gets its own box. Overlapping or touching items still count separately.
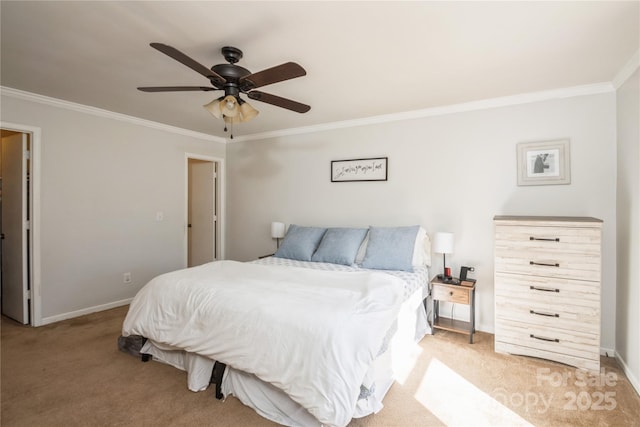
[494,273,600,306]
[495,341,600,372]
[495,319,599,361]
[432,284,469,304]
[495,224,601,253]
[495,294,600,334]
[495,251,601,281]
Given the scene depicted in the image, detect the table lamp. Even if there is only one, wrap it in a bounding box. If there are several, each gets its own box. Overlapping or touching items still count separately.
[433,232,454,279]
[271,222,285,250]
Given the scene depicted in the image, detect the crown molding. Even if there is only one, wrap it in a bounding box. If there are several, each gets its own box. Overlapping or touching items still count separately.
[232,82,614,142]
[2,81,615,145]
[0,86,227,144]
[612,50,640,89]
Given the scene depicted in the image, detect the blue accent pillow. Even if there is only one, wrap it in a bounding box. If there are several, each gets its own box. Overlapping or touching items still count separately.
[274,225,327,262]
[361,225,420,272]
[311,227,369,266]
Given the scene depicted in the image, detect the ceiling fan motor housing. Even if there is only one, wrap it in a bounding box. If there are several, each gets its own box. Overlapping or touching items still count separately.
[211,63,251,83]
[211,63,251,98]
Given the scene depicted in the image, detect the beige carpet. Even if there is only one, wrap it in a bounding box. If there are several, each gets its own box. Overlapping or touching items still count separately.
[2,306,639,427]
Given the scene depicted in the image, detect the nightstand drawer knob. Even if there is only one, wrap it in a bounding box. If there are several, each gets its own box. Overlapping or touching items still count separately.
[449,291,453,296]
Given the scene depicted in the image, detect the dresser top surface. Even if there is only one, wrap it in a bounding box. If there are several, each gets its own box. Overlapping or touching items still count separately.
[494,215,603,225]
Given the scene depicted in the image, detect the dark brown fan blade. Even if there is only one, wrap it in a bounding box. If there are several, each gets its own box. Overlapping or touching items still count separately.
[239,62,306,90]
[247,91,310,113]
[138,86,217,92]
[150,43,226,85]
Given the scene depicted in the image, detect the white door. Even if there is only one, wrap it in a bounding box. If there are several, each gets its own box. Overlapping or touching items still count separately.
[1,133,29,324]
[188,159,216,267]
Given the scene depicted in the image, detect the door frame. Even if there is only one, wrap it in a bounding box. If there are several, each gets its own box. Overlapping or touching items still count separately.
[1,121,41,326]
[184,153,225,266]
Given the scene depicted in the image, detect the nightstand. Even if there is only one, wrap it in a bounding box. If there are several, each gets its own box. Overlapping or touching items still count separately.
[430,276,476,343]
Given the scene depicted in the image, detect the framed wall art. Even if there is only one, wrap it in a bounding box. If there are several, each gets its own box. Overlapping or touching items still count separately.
[517,139,570,186]
[331,157,388,182]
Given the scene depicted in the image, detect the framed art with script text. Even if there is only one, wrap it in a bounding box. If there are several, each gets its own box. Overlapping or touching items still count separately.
[331,157,388,182]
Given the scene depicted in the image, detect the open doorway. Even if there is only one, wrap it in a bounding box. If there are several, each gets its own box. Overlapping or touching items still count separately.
[1,129,31,325]
[186,154,224,267]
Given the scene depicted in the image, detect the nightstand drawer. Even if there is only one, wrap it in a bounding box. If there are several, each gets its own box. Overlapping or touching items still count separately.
[432,285,469,304]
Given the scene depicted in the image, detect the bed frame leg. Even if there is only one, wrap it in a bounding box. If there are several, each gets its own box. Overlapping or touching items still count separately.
[141,353,152,362]
[210,361,227,400]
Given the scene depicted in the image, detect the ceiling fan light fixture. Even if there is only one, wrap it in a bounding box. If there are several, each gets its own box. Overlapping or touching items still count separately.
[140,44,310,139]
[203,97,224,119]
[220,95,239,117]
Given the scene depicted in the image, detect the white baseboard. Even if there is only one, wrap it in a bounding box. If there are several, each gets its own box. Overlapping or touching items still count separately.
[40,298,132,326]
[615,351,640,397]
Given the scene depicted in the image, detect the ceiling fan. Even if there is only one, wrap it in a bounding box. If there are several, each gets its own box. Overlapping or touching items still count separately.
[138,43,310,138]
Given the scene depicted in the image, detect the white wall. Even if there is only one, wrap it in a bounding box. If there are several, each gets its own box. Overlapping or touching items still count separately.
[227,92,617,347]
[0,93,226,323]
[616,68,640,391]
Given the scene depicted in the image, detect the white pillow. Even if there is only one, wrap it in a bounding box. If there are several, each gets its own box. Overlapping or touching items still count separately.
[414,228,431,267]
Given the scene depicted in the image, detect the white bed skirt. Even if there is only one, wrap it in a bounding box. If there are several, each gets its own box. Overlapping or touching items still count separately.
[141,287,430,426]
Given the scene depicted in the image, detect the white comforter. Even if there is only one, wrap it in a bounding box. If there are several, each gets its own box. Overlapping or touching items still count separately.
[122,260,405,427]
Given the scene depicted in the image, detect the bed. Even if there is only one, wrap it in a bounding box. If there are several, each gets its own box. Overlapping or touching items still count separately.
[120,225,432,427]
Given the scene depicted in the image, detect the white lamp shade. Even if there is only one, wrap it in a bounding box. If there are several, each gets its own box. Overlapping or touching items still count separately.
[271,222,285,239]
[433,232,454,254]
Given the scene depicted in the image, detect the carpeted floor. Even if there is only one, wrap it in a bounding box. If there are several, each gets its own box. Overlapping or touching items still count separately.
[1,306,639,426]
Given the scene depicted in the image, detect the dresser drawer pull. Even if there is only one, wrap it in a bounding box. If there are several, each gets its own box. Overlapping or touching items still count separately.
[530,309,559,318]
[529,285,560,293]
[529,236,560,242]
[530,334,560,343]
[530,261,560,267]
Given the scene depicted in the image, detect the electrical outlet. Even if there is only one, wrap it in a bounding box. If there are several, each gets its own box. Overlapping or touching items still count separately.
[123,272,132,284]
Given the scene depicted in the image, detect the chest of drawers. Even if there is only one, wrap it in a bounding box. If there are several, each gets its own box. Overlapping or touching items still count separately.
[493,215,602,372]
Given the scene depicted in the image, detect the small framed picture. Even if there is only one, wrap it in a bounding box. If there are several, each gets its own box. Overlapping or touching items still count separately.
[517,139,570,186]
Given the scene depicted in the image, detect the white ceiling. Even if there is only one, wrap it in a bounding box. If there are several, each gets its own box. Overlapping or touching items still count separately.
[1,1,638,140]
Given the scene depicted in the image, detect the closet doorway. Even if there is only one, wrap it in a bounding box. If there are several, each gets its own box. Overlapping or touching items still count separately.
[1,128,33,325]
[186,154,223,267]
